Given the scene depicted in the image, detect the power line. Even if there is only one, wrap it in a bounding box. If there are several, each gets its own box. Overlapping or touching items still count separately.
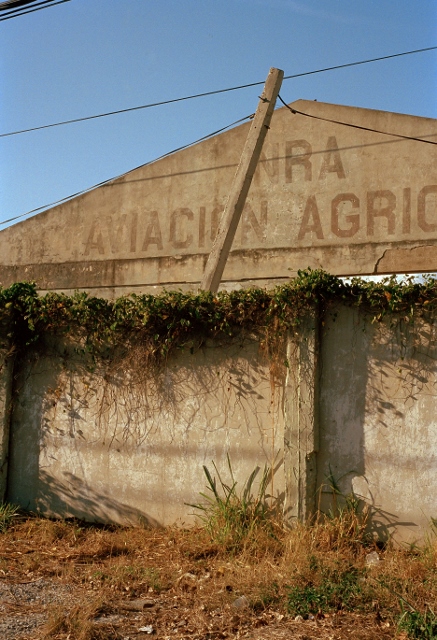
[0,113,252,227]
[277,95,437,146]
[1,45,436,138]
[0,0,41,9]
[0,0,70,21]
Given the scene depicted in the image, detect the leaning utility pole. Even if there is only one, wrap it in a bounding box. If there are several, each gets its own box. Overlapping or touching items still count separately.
[200,67,283,293]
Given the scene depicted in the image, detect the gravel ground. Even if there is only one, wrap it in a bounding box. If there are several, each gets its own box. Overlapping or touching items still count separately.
[0,578,73,639]
[0,576,399,639]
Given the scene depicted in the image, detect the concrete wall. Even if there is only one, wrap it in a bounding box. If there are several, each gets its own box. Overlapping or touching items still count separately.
[2,304,436,542]
[1,100,436,296]
[317,305,437,543]
[0,340,14,502]
[5,334,284,526]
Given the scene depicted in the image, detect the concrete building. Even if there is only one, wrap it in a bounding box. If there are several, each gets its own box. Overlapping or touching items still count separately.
[1,100,436,295]
[1,101,436,541]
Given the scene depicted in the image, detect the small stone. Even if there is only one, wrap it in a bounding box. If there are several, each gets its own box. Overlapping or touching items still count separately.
[177,572,197,583]
[294,615,304,622]
[138,625,154,634]
[122,598,155,611]
[232,595,249,609]
[365,551,380,567]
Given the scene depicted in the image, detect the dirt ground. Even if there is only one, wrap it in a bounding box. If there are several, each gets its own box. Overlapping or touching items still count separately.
[0,577,397,639]
[0,516,421,639]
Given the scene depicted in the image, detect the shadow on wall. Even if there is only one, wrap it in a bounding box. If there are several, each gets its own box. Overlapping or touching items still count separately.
[317,303,437,542]
[37,469,159,527]
[6,332,283,526]
[4,341,159,526]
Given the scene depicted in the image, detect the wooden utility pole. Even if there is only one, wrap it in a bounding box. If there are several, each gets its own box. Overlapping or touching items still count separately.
[200,67,283,293]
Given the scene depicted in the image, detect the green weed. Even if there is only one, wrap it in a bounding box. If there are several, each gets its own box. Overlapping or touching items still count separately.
[398,607,437,639]
[0,503,19,533]
[286,566,368,617]
[189,455,277,552]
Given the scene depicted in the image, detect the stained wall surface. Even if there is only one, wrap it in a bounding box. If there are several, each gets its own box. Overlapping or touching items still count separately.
[317,305,437,543]
[6,336,284,526]
[3,305,437,541]
[0,100,436,296]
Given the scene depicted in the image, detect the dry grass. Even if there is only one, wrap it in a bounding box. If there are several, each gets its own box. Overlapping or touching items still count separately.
[41,599,110,640]
[0,509,436,639]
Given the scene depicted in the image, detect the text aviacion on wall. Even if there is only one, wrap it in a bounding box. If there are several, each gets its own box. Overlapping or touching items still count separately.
[82,135,437,257]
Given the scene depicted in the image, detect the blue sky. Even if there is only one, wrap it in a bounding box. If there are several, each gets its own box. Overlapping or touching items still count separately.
[1,0,436,227]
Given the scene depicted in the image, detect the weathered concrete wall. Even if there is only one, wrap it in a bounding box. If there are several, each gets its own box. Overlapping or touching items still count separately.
[1,101,436,296]
[0,340,14,502]
[6,335,284,526]
[3,304,437,542]
[316,305,437,543]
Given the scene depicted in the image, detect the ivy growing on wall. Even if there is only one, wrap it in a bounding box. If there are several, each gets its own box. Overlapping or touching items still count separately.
[0,269,436,362]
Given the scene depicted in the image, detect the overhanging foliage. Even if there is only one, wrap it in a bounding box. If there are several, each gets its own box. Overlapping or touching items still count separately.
[1,269,436,359]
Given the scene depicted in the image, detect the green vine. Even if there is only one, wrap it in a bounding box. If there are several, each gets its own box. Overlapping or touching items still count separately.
[1,269,436,362]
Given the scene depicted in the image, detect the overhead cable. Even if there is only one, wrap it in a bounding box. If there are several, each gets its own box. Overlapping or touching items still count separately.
[278,95,437,146]
[0,0,70,21]
[0,0,40,10]
[0,113,252,227]
[1,45,436,137]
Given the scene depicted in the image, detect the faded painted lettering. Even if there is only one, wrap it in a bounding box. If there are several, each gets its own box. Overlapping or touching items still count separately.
[210,206,224,242]
[367,190,396,236]
[402,188,411,235]
[169,208,193,249]
[331,193,360,238]
[241,202,267,244]
[417,185,437,232]
[107,214,128,254]
[84,221,105,255]
[198,206,206,248]
[319,136,346,180]
[298,195,324,240]
[142,211,163,251]
[285,140,312,183]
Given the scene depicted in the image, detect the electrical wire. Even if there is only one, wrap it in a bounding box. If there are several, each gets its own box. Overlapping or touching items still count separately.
[0,0,63,13]
[0,0,40,10]
[0,113,252,227]
[0,0,70,21]
[277,95,437,146]
[1,45,436,138]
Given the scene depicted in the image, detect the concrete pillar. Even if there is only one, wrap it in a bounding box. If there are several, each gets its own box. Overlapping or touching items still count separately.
[0,341,14,502]
[283,310,320,522]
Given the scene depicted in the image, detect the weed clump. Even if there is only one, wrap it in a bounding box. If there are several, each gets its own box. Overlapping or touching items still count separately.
[0,503,19,532]
[286,565,369,617]
[189,455,280,554]
[399,607,437,639]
